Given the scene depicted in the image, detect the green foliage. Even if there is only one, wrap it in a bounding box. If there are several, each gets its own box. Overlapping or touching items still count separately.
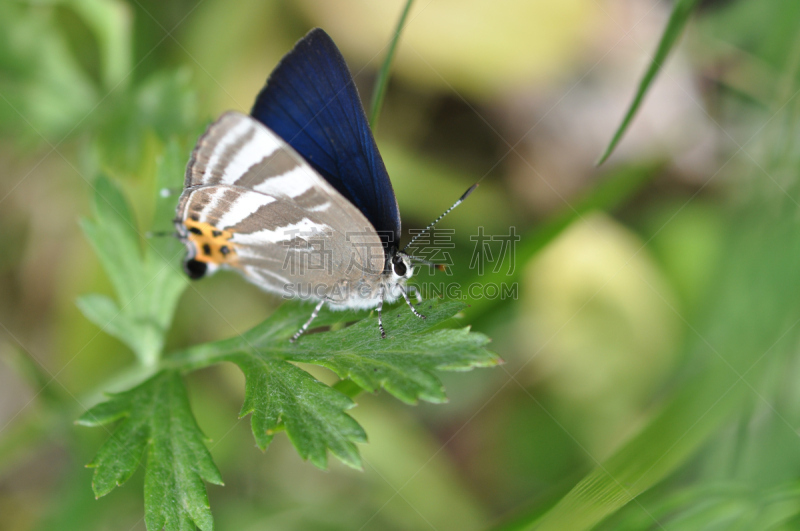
[62,2,500,526]
[167,300,498,469]
[77,371,223,531]
[607,482,800,531]
[232,354,367,469]
[0,0,196,178]
[94,67,198,176]
[290,301,498,404]
[596,0,701,166]
[12,0,800,529]
[78,256,496,526]
[0,1,97,139]
[77,174,186,366]
[503,10,800,531]
[64,0,132,90]
[76,178,497,522]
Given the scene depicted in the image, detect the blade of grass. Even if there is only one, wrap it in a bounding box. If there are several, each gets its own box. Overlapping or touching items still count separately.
[596,0,700,166]
[497,23,800,531]
[520,372,749,531]
[369,0,415,129]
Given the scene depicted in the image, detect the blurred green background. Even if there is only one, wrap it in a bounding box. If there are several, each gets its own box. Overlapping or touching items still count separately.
[3,0,800,529]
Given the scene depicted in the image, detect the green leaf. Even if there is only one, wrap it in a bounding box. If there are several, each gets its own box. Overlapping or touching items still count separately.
[606,482,800,531]
[153,138,191,231]
[80,176,146,307]
[291,301,497,404]
[0,1,97,140]
[596,0,700,166]
[78,173,186,366]
[518,374,747,531]
[64,0,132,89]
[95,68,198,176]
[168,299,499,468]
[369,0,415,129]
[232,355,366,469]
[77,371,223,531]
[75,294,141,354]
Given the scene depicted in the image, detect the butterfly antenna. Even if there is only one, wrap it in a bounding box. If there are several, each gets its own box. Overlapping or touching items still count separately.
[402,183,478,253]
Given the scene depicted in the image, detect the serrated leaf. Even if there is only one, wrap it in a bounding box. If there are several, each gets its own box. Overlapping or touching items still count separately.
[232,355,365,469]
[168,298,500,467]
[292,300,498,405]
[78,371,223,531]
[78,174,186,365]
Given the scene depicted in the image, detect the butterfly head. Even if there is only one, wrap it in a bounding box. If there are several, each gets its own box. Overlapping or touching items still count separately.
[390,252,414,282]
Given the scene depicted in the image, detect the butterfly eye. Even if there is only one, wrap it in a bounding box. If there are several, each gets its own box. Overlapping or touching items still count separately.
[393,259,407,277]
[184,258,208,280]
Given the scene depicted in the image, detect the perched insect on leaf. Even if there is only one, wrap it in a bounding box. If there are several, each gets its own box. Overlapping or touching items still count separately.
[174,29,475,341]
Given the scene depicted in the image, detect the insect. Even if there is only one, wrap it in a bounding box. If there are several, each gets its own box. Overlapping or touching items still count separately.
[174,28,475,341]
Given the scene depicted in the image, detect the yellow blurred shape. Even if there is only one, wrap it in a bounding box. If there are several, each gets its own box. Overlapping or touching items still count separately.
[298,0,599,98]
[521,213,678,456]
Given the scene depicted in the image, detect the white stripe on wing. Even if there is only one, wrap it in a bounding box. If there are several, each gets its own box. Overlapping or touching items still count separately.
[219,125,282,184]
[232,218,331,244]
[215,192,277,230]
[244,265,292,286]
[196,187,228,224]
[253,164,317,197]
[204,117,251,180]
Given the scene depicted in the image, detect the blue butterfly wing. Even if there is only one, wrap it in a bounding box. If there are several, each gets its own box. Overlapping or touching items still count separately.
[250,28,401,251]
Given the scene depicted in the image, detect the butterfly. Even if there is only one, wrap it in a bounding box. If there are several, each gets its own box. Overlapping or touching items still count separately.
[174,28,474,341]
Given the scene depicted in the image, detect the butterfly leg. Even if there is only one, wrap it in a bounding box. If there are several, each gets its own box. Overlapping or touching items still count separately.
[377,288,386,339]
[290,299,326,343]
[408,284,423,303]
[401,287,426,320]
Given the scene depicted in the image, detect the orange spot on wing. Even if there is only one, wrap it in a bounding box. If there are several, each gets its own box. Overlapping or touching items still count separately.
[184,219,237,265]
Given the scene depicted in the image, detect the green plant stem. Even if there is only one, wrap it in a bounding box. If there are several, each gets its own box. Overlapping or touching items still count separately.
[369,0,415,129]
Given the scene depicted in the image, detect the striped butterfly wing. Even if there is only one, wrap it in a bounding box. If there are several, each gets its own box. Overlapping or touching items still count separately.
[251,28,401,250]
[176,111,386,305]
